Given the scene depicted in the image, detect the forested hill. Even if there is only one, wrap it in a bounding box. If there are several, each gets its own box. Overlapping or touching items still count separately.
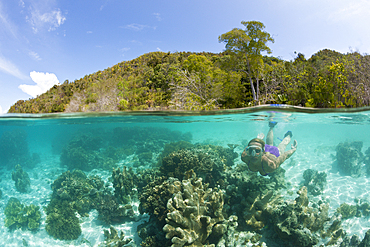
[8,49,370,114]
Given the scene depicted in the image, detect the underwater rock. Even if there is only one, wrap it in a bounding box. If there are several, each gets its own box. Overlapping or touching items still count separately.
[340,234,361,247]
[335,141,364,177]
[163,173,226,247]
[302,169,327,196]
[4,197,41,231]
[98,225,133,247]
[216,215,263,247]
[11,164,30,193]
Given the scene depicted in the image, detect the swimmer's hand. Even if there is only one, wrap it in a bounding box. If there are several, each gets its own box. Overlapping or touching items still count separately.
[291,140,298,149]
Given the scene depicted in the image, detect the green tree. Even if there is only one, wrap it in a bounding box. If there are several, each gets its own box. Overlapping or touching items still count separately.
[218,21,274,104]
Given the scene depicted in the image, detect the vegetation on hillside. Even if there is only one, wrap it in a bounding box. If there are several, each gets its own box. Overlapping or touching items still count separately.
[9,21,370,113]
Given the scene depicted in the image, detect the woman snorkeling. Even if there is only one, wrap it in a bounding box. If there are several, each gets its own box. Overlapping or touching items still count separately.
[241,121,298,176]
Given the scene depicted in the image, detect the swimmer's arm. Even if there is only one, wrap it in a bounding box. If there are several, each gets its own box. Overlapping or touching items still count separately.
[276,140,298,167]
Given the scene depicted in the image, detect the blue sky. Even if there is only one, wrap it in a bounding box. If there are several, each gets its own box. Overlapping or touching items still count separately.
[1,0,370,113]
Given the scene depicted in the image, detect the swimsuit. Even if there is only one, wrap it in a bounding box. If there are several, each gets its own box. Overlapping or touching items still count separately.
[264,144,280,157]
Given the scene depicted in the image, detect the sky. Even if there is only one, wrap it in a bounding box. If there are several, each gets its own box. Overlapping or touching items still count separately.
[1,0,370,113]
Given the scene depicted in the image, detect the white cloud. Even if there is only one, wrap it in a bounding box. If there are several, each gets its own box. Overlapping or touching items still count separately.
[123,23,156,31]
[27,8,66,33]
[19,71,60,98]
[29,51,41,61]
[87,31,92,34]
[0,55,27,79]
[157,47,161,51]
[153,13,162,21]
[0,105,3,114]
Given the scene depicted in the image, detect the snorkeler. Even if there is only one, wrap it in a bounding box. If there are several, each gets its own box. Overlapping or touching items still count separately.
[241,121,298,176]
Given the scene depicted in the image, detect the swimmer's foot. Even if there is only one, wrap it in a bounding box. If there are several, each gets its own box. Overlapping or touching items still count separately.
[269,121,278,128]
[284,131,293,138]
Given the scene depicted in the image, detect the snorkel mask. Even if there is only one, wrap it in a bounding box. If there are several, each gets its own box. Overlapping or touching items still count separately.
[246,145,263,157]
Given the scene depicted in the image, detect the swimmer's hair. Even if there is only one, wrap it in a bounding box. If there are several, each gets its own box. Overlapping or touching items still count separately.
[248,138,265,150]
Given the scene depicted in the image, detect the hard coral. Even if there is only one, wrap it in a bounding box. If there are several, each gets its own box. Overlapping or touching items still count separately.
[11,164,30,193]
[335,141,364,177]
[4,197,41,231]
[302,169,327,196]
[163,173,226,247]
[112,166,139,204]
[98,226,133,247]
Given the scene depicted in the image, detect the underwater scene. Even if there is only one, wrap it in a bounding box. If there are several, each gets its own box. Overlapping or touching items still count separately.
[2,107,370,247]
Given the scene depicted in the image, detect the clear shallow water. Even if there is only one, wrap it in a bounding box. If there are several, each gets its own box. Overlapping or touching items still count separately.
[1,106,370,246]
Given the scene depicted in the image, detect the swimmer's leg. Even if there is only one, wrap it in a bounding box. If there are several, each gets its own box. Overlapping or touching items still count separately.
[266,121,277,146]
[277,132,292,154]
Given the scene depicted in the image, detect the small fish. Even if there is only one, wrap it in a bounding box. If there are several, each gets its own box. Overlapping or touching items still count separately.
[40,199,51,205]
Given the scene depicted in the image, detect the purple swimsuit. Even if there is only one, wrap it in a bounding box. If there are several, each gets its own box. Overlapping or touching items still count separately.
[264,144,280,157]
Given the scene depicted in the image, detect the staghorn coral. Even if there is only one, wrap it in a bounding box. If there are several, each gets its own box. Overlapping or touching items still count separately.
[163,173,226,247]
[11,164,30,193]
[4,197,41,231]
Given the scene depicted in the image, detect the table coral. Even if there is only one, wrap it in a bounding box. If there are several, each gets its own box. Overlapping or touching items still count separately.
[163,173,226,247]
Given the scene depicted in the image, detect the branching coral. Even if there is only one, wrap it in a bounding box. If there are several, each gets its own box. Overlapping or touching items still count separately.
[4,197,41,231]
[11,164,30,193]
[163,173,226,247]
[98,226,133,246]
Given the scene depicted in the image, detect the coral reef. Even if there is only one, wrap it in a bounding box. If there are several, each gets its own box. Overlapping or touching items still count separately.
[302,169,327,196]
[95,193,135,224]
[98,226,133,247]
[263,186,337,247]
[335,141,364,177]
[112,166,139,204]
[45,200,82,240]
[336,199,370,219]
[163,173,226,246]
[217,215,263,247]
[0,129,39,168]
[159,143,237,188]
[4,197,41,231]
[45,170,106,240]
[11,164,30,193]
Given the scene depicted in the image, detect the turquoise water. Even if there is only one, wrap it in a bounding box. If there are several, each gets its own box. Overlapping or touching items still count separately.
[1,106,370,246]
